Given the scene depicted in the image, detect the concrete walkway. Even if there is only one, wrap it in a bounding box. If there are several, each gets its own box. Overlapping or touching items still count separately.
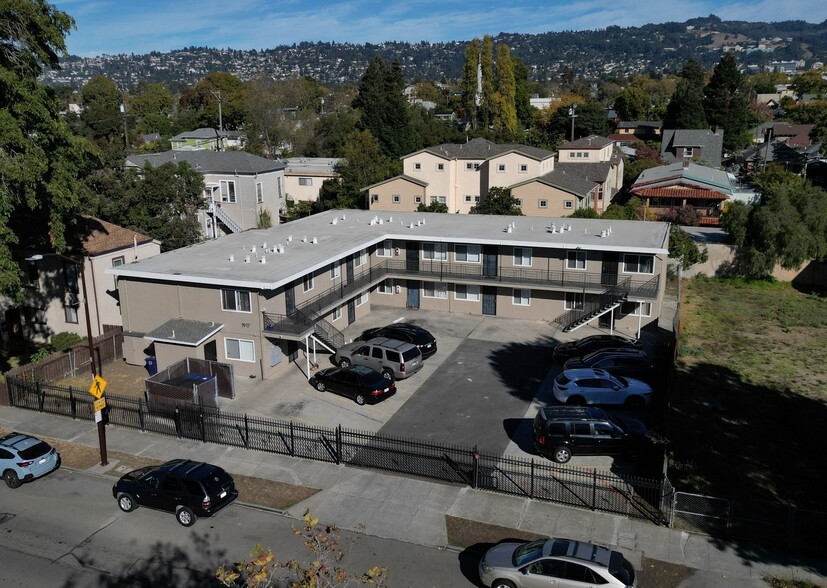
[1,405,823,587]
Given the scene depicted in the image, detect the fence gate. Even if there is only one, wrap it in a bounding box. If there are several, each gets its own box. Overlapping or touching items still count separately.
[671,491,730,534]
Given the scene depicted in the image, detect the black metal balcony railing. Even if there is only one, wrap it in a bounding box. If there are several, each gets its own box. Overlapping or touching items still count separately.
[262,259,662,337]
[552,279,631,333]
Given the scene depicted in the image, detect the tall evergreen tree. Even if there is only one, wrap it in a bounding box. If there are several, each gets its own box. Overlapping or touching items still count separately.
[460,38,481,130]
[511,56,534,129]
[479,35,495,130]
[704,53,750,151]
[352,56,418,159]
[663,59,707,129]
[493,44,517,140]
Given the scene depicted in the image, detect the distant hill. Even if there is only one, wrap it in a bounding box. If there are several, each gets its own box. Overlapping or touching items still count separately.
[43,15,827,90]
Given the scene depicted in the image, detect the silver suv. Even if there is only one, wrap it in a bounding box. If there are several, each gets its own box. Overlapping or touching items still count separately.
[334,337,423,380]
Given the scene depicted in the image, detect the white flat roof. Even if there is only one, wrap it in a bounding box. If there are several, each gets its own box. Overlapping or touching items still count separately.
[108,210,670,290]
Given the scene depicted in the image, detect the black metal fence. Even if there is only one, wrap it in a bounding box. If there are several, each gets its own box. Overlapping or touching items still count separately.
[6,376,670,523]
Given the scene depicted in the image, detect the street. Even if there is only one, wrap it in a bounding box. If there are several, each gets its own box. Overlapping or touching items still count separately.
[0,468,477,587]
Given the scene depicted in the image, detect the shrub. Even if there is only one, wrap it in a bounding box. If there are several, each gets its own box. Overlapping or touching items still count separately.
[51,332,83,352]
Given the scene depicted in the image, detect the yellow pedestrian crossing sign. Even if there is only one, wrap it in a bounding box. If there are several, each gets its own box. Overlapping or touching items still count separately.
[89,375,107,399]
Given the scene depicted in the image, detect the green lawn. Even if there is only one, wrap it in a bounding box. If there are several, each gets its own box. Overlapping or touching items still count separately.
[668,277,827,507]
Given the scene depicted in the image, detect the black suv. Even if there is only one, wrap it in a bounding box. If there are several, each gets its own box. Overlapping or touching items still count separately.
[562,348,655,381]
[112,459,238,526]
[357,323,437,359]
[532,406,646,463]
[552,335,642,364]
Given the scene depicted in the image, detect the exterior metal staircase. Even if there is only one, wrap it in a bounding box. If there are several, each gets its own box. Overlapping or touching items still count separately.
[552,278,631,333]
[262,309,345,354]
[208,201,243,234]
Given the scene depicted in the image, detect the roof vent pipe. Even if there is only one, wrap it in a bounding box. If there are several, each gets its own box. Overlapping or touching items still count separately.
[331,218,338,225]
[229,254,234,262]
[301,236,307,243]
[311,237,317,244]
[388,216,393,222]
[171,330,175,338]
[251,245,257,253]
[260,256,266,264]
[287,235,293,242]
[409,222,414,229]
[245,255,251,263]
[262,242,267,250]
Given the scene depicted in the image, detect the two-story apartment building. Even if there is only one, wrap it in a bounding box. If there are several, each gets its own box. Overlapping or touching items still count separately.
[110,211,669,380]
[2,218,160,346]
[283,158,342,203]
[555,136,625,212]
[126,150,286,238]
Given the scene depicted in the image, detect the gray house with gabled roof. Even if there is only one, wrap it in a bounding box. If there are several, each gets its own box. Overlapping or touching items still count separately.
[660,129,724,168]
[126,150,286,238]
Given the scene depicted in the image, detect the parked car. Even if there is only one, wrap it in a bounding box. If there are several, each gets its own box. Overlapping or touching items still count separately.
[310,365,397,405]
[563,348,655,382]
[357,323,437,359]
[552,335,642,364]
[553,368,652,408]
[0,432,61,489]
[532,406,647,464]
[334,337,423,380]
[112,459,238,526]
[479,537,637,588]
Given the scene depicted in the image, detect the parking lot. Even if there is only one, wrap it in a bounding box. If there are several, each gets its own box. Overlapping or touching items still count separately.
[225,306,662,471]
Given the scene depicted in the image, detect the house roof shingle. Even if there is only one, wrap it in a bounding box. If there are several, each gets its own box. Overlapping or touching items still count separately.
[630,161,734,196]
[558,135,614,150]
[126,150,285,175]
[79,217,155,256]
[634,187,729,201]
[144,318,224,346]
[419,137,555,161]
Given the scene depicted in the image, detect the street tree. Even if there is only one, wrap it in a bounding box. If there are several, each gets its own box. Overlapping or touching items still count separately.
[704,53,751,151]
[669,225,709,268]
[663,59,707,130]
[614,85,650,121]
[789,69,827,98]
[129,82,175,137]
[352,56,418,159]
[720,168,827,277]
[245,76,320,158]
[471,187,523,215]
[460,38,482,130]
[80,75,123,141]
[512,56,534,129]
[492,43,518,140]
[0,0,99,297]
[216,510,388,588]
[180,71,249,130]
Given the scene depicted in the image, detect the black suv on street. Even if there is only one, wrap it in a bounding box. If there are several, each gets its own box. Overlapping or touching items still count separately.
[552,335,642,364]
[562,348,655,382]
[112,459,238,526]
[532,406,647,464]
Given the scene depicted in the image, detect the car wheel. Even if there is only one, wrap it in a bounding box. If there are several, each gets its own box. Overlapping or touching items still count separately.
[3,470,22,489]
[625,396,645,409]
[566,396,586,406]
[354,393,366,406]
[338,358,351,368]
[491,580,517,588]
[117,493,137,512]
[381,369,394,381]
[314,380,326,392]
[552,446,572,464]
[176,506,196,527]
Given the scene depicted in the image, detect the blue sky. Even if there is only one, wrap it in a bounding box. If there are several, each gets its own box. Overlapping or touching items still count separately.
[55,0,827,57]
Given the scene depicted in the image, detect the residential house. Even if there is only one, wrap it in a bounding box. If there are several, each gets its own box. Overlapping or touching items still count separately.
[738,140,807,174]
[2,218,159,346]
[283,158,342,203]
[750,122,814,147]
[612,121,663,143]
[556,135,625,212]
[629,161,734,225]
[169,128,246,151]
[126,150,286,238]
[660,129,724,167]
[109,210,670,379]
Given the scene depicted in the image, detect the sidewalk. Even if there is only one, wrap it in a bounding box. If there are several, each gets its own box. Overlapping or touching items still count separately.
[1,405,823,586]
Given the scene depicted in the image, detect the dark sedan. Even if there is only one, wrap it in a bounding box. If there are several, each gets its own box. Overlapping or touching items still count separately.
[357,323,437,359]
[552,334,642,363]
[563,348,655,382]
[309,365,397,405]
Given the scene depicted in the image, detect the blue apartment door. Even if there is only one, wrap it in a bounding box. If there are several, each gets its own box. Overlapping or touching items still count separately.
[406,281,420,309]
[482,287,497,315]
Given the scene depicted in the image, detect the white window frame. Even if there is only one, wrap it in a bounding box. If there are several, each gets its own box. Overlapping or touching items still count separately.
[515,198,523,206]
[564,200,574,209]
[112,256,125,267]
[513,247,532,267]
[256,182,263,203]
[220,180,236,203]
[628,301,652,317]
[538,200,548,209]
[497,163,506,173]
[436,162,445,171]
[414,162,421,170]
[519,164,528,173]
[466,162,474,170]
[332,306,342,321]
[298,177,313,186]
[454,244,481,263]
[564,292,585,310]
[377,240,393,257]
[303,274,314,293]
[512,288,530,306]
[379,279,394,295]
[683,147,694,158]
[422,242,447,261]
[356,292,368,306]
[221,289,252,313]
[465,195,472,202]
[623,254,655,275]
[423,281,447,299]
[569,152,576,159]
[414,196,422,204]
[454,284,480,301]
[355,249,367,267]
[566,250,586,270]
[225,337,255,362]
[392,194,400,203]
[330,262,340,279]
[64,305,79,324]
[473,163,480,171]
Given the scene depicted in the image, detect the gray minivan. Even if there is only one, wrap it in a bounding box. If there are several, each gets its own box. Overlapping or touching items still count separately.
[334,337,423,380]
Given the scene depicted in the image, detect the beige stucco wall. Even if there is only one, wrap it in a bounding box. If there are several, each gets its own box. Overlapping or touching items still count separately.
[559,143,613,163]
[284,173,333,202]
[368,178,427,212]
[511,182,584,217]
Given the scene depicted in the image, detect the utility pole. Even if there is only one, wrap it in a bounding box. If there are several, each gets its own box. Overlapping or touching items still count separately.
[568,104,578,142]
[211,90,224,150]
[120,102,128,151]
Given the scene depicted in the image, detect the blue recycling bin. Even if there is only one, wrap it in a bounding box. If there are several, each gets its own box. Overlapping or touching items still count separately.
[144,356,158,376]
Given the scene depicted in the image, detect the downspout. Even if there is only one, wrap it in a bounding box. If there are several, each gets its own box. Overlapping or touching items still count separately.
[89,256,102,336]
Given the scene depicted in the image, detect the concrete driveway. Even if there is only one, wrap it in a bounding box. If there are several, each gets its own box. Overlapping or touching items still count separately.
[224,306,650,470]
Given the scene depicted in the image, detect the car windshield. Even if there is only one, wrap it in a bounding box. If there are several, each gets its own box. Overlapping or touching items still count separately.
[555,373,571,385]
[18,441,51,460]
[512,539,546,567]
